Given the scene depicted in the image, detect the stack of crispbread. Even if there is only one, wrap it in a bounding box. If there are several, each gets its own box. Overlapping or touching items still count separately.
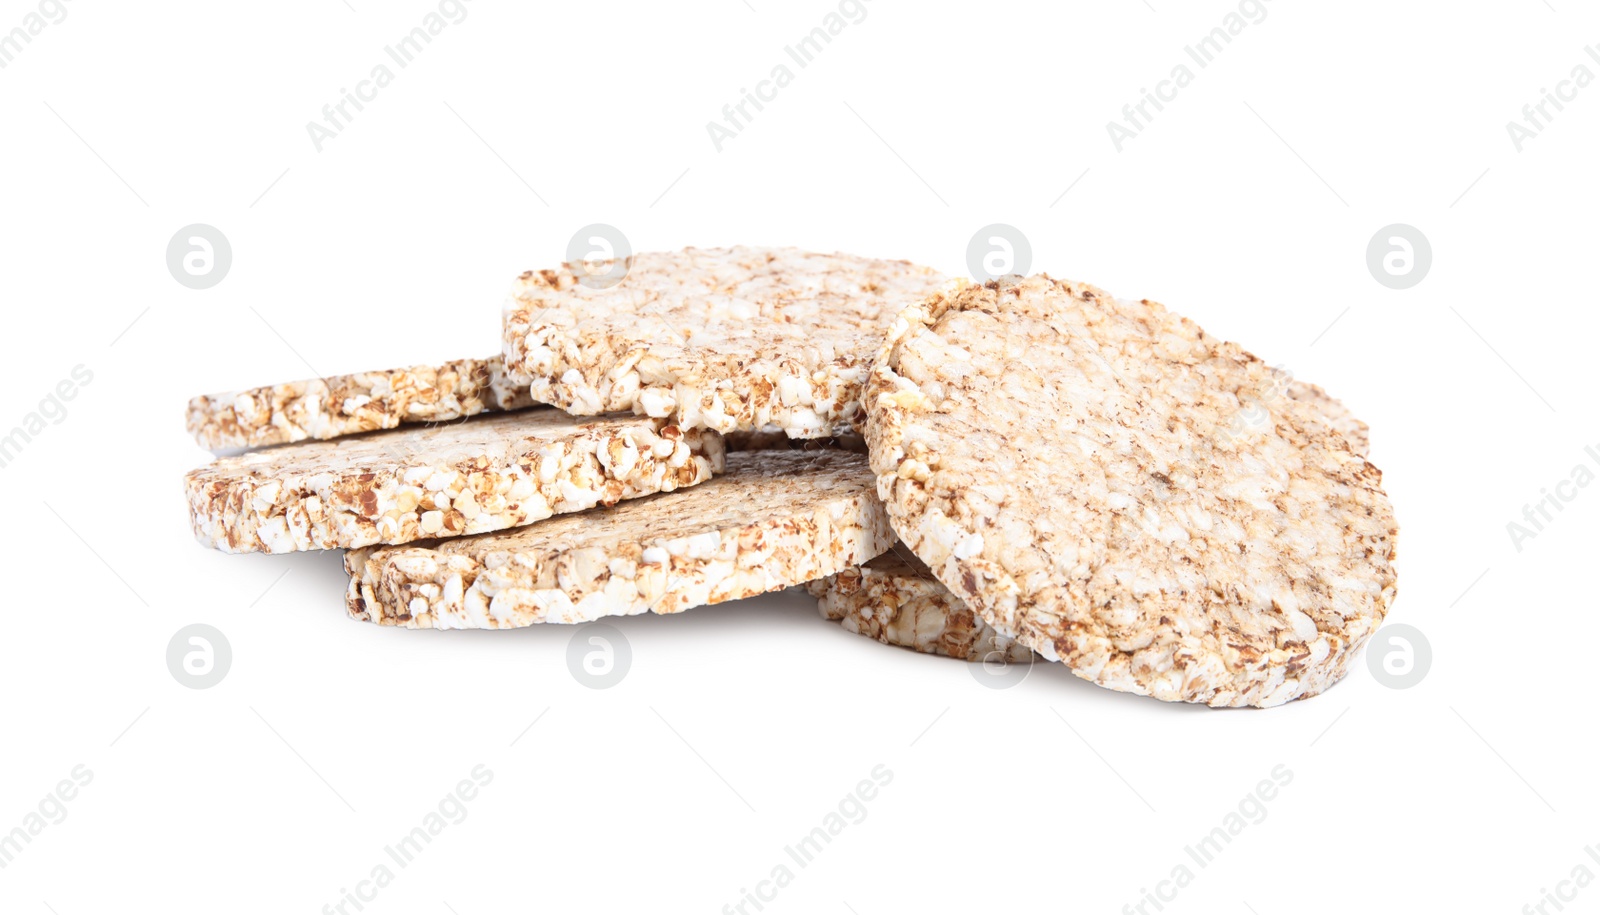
[184,247,1398,707]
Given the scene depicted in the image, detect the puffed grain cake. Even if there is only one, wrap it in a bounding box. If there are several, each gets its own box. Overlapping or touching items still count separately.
[864,275,1398,708]
[807,547,1033,663]
[185,411,721,554]
[344,449,895,628]
[187,355,532,452]
[502,246,951,438]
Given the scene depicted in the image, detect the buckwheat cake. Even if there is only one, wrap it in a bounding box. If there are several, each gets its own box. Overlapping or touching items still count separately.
[187,355,532,452]
[502,246,952,438]
[344,449,894,628]
[185,411,722,554]
[808,546,1033,663]
[864,275,1398,707]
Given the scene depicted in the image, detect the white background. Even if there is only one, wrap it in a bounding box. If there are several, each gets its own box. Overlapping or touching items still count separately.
[2,1,1596,912]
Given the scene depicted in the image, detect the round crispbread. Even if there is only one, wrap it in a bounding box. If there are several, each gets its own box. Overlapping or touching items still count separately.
[502,246,951,438]
[187,355,532,452]
[185,411,720,554]
[864,275,1398,707]
[807,545,1032,663]
[345,449,894,628]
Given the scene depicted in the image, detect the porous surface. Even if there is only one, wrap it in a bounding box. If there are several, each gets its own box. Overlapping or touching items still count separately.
[1122,303,1370,459]
[865,275,1399,708]
[187,356,532,452]
[345,450,894,628]
[1284,379,1370,457]
[808,547,1032,662]
[185,411,721,554]
[502,246,951,438]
